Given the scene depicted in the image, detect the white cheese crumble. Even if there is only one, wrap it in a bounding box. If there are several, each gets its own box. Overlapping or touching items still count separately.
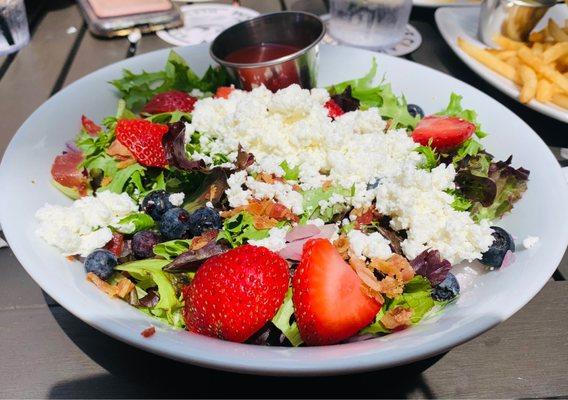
[35,192,138,257]
[168,192,185,207]
[248,227,289,252]
[522,236,539,249]
[375,164,494,264]
[347,229,393,260]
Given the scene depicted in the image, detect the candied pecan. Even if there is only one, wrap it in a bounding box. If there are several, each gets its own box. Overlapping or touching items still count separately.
[190,230,219,251]
[333,234,350,259]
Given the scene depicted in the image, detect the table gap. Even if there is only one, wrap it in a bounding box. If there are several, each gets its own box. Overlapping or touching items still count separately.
[50,23,87,95]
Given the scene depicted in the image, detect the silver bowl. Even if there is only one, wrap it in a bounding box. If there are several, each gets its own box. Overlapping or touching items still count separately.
[210,11,325,91]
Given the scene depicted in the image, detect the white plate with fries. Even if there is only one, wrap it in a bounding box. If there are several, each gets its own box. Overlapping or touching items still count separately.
[414,0,480,8]
[436,6,568,123]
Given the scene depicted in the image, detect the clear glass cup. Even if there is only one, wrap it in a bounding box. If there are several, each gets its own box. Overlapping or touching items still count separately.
[0,0,29,56]
[328,0,412,50]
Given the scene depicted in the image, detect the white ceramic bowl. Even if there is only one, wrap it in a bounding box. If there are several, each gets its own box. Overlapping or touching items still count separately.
[1,44,567,376]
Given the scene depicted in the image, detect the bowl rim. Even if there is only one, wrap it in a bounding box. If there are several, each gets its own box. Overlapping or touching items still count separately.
[209,11,326,69]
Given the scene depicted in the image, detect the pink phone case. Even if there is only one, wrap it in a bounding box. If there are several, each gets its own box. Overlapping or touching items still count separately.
[87,0,173,18]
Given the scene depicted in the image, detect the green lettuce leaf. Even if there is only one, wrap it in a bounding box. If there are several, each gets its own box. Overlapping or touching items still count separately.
[327,58,418,129]
[111,50,230,110]
[144,110,192,124]
[301,186,352,222]
[361,276,435,335]
[216,212,273,247]
[99,163,145,193]
[279,160,299,181]
[272,288,303,347]
[415,144,439,171]
[113,212,155,234]
[153,239,192,260]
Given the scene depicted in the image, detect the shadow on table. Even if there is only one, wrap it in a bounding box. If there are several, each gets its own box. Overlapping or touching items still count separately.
[46,299,444,399]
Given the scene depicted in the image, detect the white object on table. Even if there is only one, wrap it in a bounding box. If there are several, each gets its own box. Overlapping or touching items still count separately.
[435,6,568,123]
[413,0,480,7]
[156,4,259,46]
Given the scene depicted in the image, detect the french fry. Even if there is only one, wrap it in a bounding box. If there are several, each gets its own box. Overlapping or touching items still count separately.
[457,37,520,84]
[551,93,568,109]
[532,42,544,55]
[536,79,553,102]
[493,35,525,50]
[519,65,537,103]
[529,30,546,43]
[518,47,568,93]
[506,56,521,68]
[543,43,568,63]
[548,19,568,42]
[495,50,517,60]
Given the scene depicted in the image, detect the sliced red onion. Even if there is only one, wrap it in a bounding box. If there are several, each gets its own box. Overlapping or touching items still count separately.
[313,224,338,240]
[500,250,515,268]
[278,240,305,261]
[65,140,81,153]
[285,224,320,242]
[343,333,376,343]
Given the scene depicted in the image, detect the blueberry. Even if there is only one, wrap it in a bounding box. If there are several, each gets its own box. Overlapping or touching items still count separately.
[142,190,174,221]
[407,104,425,119]
[188,207,221,237]
[84,249,117,280]
[480,226,515,269]
[159,207,191,240]
[132,230,161,259]
[432,272,460,301]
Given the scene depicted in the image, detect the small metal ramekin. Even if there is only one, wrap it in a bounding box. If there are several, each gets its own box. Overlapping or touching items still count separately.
[478,0,558,47]
[210,11,325,91]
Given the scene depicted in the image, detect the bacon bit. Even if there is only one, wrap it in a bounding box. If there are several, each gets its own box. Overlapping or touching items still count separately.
[190,230,218,251]
[380,306,412,330]
[292,184,301,192]
[333,234,350,260]
[207,185,218,202]
[86,272,118,297]
[351,258,380,291]
[379,275,404,298]
[370,254,415,283]
[256,172,275,184]
[104,232,124,257]
[81,115,102,136]
[355,207,378,227]
[66,255,75,261]
[220,199,298,223]
[322,180,333,191]
[252,215,279,230]
[141,326,156,338]
[116,277,135,298]
[107,140,136,169]
[385,120,393,131]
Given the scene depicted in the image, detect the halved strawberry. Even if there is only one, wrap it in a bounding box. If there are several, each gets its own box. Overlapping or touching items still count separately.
[115,119,169,167]
[292,239,381,345]
[411,115,475,152]
[51,151,88,196]
[81,115,102,136]
[182,245,289,343]
[324,99,344,119]
[142,90,197,114]
[215,86,235,99]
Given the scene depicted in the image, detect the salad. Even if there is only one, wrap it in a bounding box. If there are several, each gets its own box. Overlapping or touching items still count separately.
[35,51,529,346]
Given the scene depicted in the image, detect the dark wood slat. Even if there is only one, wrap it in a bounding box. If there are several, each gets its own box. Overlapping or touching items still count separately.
[284,0,328,15]
[241,0,283,13]
[0,282,566,398]
[0,5,83,157]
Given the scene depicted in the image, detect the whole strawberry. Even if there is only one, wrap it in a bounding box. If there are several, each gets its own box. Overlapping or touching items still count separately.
[115,119,169,167]
[142,90,197,114]
[183,245,290,343]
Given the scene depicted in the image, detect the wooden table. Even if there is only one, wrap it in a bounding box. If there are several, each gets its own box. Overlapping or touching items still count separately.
[1,1,567,398]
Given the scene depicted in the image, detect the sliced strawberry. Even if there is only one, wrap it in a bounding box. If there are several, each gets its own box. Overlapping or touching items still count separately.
[81,115,102,136]
[115,119,169,168]
[183,245,289,343]
[293,238,381,346]
[411,115,475,152]
[104,232,124,257]
[215,86,235,99]
[142,90,197,114]
[325,99,344,119]
[51,151,88,195]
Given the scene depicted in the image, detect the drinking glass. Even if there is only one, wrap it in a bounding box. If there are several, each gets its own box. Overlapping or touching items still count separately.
[328,0,412,50]
[0,0,29,56]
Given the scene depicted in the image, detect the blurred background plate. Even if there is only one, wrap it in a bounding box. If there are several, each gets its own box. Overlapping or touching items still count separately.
[414,0,480,7]
[156,3,259,46]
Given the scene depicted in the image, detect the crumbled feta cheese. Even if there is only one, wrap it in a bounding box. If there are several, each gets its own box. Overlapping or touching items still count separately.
[248,227,289,252]
[245,177,304,214]
[225,170,251,208]
[347,229,392,260]
[35,192,138,257]
[205,201,214,209]
[168,192,185,207]
[522,236,539,249]
[375,164,494,264]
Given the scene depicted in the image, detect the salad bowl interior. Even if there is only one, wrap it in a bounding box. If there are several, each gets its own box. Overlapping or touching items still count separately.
[1,43,567,375]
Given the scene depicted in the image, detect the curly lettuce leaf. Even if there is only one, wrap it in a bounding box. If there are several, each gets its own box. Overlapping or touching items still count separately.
[153,239,192,260]
[99,163,145,194]
[113,212,155,234]
[301,186,353,222]
[216,212,271,247]
[271,288,303,347]
[111,50,230,110]
[280,160,300,181]
[327,58,418,129]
